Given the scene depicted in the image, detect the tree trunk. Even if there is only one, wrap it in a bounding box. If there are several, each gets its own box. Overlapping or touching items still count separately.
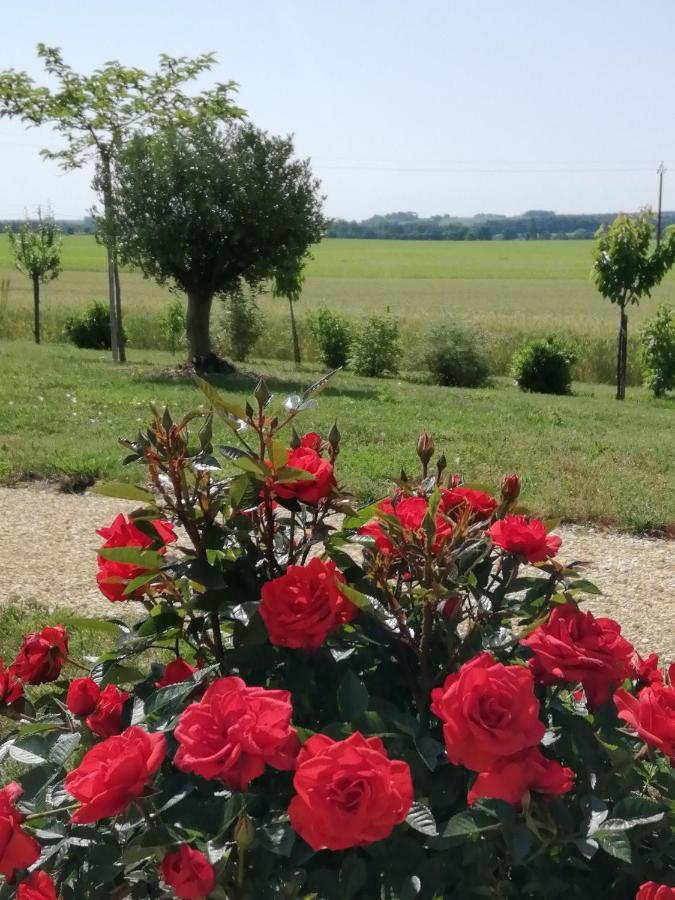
[100,153,120,363]
[289,296,301,367]
[32,273,40,345]
[114,259,126,363]
[186,290,214,366]
[616,304,628,400]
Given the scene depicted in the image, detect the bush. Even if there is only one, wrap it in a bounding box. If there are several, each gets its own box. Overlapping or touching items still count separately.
[511,335,575,394]
[308,306,352,369]
[1,377,673,899]
[352,313,400,376]
[159,297,186,355]
[63,300,123,350]
[640,305,675,397]
[220,287,264,361]
[422,325,490,387]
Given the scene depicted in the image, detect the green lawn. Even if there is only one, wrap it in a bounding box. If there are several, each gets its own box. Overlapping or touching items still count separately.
[1,341,673,533]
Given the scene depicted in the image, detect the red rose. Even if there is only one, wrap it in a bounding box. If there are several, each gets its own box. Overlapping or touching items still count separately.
[467,747,574,807]
[430,652,545,771]
[487,514,561,563]
[358,495,453,556]
[66,677,101,716]
[260,558,357,650]
[269,447,335,505]
[160,845,215,899]
[0,783,40,881]
[96,513,176,602]
[440,487,497,521]
[521,604,634,709]
[300,431,323,452]
[65,726,166,824]
[0,658,23,707]
[86,684,129,738]
[614,683,675,762]
[636,884,675,900]
[17,871,57,900]
[10,626,68,685]
[634,653,664,687]
[288,732,413,850]
[440,594,462,621]
[156,658,196,688]
[174,676,299,789]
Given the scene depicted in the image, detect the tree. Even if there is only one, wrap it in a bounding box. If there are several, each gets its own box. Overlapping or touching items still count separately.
[0,45,243,362]
[113,118,325,369]
[592,209,675,400]
[273,262,305,367]
[7,210,61,344]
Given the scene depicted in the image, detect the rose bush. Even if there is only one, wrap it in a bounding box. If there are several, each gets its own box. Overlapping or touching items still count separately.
[0,373,672,899]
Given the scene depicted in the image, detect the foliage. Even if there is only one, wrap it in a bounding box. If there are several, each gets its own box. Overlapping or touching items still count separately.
[0,377,672,898]
[6,212,61,285]
[159,298,186,356]
[352,314,401,377]
[592,211,675,399]
[64,301,121,350]
[308,307,353,369]
[220,287,265,362]
[511,336,575,395]
[640,305,675,398]
[421,325,490,387]
[113,118,324,365]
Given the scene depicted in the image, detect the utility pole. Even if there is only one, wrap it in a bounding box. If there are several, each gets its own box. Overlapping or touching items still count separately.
[656,161,666,246]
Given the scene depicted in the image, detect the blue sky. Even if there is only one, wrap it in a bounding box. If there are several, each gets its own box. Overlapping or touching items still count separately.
[2,0,674,220]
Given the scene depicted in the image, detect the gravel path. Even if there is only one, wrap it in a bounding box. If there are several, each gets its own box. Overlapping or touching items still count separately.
[1,485,673,661]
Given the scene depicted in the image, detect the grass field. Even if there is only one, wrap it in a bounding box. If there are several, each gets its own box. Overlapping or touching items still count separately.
[2,236,674,383]
[1,341,673,533]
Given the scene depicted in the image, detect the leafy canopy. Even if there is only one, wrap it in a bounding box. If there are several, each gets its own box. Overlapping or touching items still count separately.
[7,211,62,282]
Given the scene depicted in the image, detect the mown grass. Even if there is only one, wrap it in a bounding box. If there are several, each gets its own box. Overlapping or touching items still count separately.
[2,236,674,384]
[1,341,673,533]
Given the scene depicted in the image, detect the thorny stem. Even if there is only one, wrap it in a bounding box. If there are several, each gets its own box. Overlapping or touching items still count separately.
[25,802,80,822]
[210,611,226,675]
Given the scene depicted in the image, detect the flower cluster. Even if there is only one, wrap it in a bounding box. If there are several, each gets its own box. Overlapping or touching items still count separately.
[0,379,672,900]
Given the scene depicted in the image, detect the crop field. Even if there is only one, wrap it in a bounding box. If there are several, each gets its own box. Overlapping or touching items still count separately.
[2,236,675,382]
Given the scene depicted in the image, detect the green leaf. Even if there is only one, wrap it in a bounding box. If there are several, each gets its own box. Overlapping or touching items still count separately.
[595,829,632,863]
[339,851,367,900]
[302,368,339,401]
[338,583,396,628]
[613,795,664,824]
[443,809,497,837]
[273,466,315,483]
[230,474,259,510]
[341,500,383,531]
[100,662,144,686]
[194,375,248,422]
[406,802,438,836]
[62,616,127,637]
[218,444,249,461]
[567,578,602,596]
[337,671,369,721]
[97,546,163,567]
[49,733,81,767]
[414,735,446,772]
[503,823,533,864]
[258,820,296,857]
[136,611,182,637]
[9,737,48,766]
[91,481,155,503]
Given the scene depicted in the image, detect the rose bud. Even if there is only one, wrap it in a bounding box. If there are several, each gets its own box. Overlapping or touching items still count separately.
[440,594,462,621]
[66,678,101,717]
[500,473,521,504]
[416,432,434,468]
[234,813,256,850]
[448,473,462,489]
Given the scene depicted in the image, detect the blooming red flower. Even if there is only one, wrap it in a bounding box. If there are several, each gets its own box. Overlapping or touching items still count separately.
[96,513,176,602]
[174,676,299,789]
[66,677,101,716]
[160,845,215,899]
[269,447,335,505]
[17,871,57,900]
[487,514,561,563]
[10,626,68,685]
[288,732,413,851]
[636,884,675,900]
[430,652,545,772]
[467,747,574,807]
[358,494,453,556]
[86,684,129,738]
[614,682,675,762]
[0,658,23,707]
[260,558,357,650]
[300,431,322,452]
[440,487,497,521]
[634,653,664,687]
[521,604,634,709]
[0,783,40,881]
[65,726,166,824]
[156,658,196,689]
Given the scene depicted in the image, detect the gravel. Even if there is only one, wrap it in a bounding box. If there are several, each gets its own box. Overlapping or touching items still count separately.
[1,485,673,661]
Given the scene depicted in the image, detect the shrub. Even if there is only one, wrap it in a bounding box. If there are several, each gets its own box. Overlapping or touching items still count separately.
[308,306,352,369]
[422,325,490,387]
[640,305,675,397]
[220,287,264,361]
[352,313,400,376]
[0,377,673,899]
[63,300,124,350]
[159,297,186,355]
[511,335,575,394]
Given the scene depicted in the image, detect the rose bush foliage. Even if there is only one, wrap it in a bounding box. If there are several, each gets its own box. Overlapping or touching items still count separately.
[0,374,673,899]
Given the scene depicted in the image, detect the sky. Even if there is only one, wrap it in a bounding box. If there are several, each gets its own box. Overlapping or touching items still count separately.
[1,0,674,221]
